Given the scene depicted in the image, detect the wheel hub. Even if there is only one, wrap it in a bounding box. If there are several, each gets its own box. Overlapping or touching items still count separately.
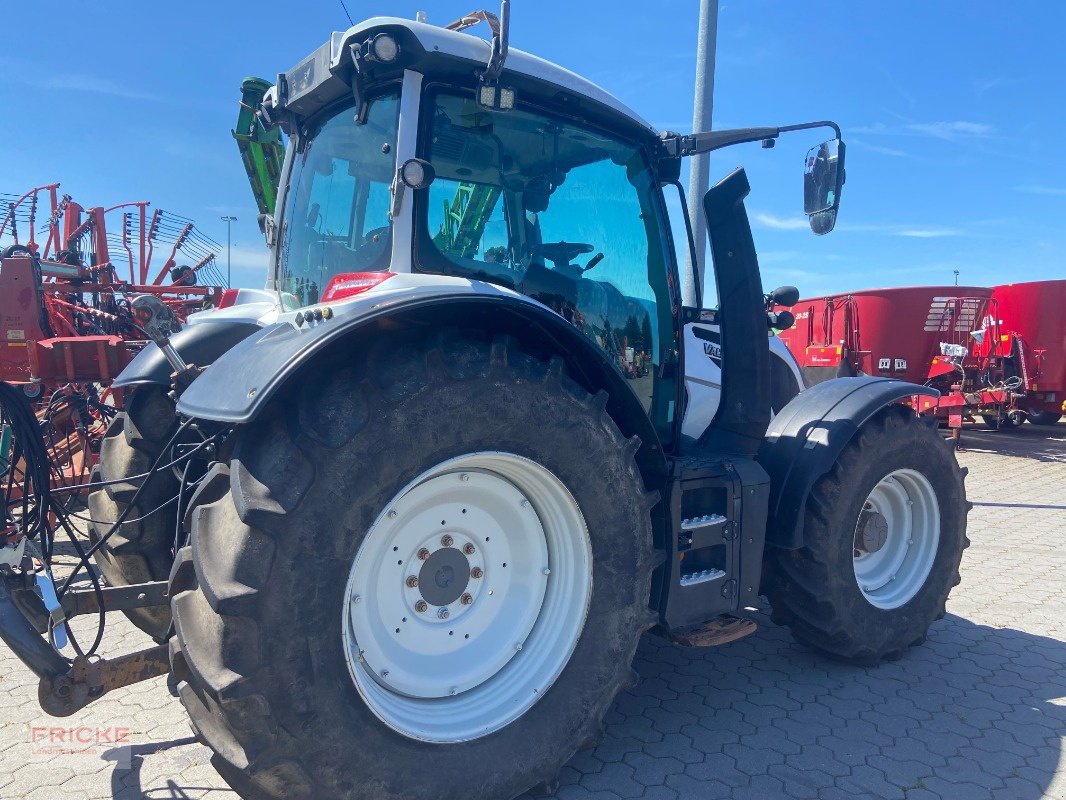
[402,532,484,622]
[855,507,889,555]
[417,547,470,607]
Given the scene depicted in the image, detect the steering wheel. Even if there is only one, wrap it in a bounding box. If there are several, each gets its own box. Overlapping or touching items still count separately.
[346,225,391,262]
[531,241,594,269]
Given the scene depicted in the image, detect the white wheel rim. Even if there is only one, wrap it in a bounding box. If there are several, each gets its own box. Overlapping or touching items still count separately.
[341,452,592,742]
[852,468,940,610]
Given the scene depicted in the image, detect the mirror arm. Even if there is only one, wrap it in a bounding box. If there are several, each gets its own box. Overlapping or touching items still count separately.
[662,127,779,158]
[663,120,842,158]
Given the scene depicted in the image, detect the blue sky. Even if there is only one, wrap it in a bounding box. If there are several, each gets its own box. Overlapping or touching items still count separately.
[3,1,1064,298]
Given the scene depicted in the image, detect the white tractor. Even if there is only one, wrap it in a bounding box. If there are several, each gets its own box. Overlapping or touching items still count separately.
[0,8,968,800]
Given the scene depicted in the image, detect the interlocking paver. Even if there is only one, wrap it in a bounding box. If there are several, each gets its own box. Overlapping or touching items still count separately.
[1,425,1063,799]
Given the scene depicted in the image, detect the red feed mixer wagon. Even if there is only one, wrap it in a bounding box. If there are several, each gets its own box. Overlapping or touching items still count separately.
[991,279,1066,425]
[776,283,1061,436]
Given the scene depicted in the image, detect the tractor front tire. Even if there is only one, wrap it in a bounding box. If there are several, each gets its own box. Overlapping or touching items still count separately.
[764,407,969,663]
[169,331,658,800]
[88,387,179,640]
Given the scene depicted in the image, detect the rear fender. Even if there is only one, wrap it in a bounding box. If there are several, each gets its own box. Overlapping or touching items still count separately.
[757,376,938,549]
[175,285,668,483]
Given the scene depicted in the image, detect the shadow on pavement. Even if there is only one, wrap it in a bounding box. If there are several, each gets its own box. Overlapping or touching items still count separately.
[535,611,1066,800]
[953,422,1066,463]
[102,735,200,800]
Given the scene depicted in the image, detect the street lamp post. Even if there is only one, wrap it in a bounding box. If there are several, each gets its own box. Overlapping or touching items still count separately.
[220,215,237,288]
[685,0,719,307]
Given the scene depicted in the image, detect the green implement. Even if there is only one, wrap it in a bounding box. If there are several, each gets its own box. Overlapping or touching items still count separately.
[434,182,502,259]
[233,77,285,216]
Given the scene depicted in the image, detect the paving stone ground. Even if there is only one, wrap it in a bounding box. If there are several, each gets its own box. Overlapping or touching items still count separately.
[1,423,1063,799]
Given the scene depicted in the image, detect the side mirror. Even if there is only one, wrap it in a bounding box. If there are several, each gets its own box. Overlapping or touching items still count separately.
[768,310,796,331]
[770,285,800,307]
[804,138,846,235]
[258,213,276,246]
[131,294,188,373]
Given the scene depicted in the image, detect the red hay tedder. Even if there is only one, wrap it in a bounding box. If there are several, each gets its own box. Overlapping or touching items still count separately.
[1,182,225,392]
[777,280,1066,439]
[0,182,225,486]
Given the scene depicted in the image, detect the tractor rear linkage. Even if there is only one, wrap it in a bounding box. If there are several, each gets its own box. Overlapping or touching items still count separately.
[0,576,171,716]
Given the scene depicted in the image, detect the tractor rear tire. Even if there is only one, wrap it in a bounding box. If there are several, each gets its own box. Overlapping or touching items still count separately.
[1028,411,1062,426]
[169,330,658,800]
[764,407,969,663]
[88,387,179,640]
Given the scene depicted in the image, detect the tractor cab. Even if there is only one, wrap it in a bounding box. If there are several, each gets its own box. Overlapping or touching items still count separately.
[257,11,843,451]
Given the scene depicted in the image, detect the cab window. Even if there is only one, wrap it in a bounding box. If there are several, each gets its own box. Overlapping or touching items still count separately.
[277,92,399,306]
[416,91,678,440]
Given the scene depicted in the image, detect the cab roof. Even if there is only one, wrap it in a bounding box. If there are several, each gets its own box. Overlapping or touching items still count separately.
[322,16,657,134]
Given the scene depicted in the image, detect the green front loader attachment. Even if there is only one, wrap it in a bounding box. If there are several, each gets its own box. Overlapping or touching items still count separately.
[233,77,286,216]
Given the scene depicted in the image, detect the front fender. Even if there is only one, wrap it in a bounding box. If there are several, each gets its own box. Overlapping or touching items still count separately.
[757,376,938,549]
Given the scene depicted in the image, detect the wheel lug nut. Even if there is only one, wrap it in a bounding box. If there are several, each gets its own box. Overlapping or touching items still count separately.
[463,543,475,555]
[406,576,419,588]
[415,600,428,613]
[441,534,454,547]
[417,548,430,561]
[460,593,473,605]
[437,608,450,619]
[470,567,484,579]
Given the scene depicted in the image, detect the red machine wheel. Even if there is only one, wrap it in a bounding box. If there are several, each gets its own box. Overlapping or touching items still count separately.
[1028,412,1062,426]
